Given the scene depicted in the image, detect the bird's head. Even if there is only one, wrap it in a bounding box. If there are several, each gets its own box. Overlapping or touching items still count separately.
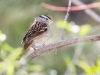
[35,15,53,25]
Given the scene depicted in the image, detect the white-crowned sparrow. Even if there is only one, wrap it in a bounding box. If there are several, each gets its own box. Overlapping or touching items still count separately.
[17,15,53,60]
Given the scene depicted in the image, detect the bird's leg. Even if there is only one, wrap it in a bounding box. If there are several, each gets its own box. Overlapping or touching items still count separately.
[43,44,46,47]
[33,48,36,50]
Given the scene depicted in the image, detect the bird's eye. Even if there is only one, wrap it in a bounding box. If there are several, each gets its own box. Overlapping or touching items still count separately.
[45,18,48,20]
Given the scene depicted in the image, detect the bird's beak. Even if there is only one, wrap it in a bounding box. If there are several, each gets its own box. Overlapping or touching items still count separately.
[49,20,53,24]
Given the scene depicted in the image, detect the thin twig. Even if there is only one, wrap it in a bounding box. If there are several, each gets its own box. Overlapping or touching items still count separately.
[61,0,72,40]
[27,35,100,60]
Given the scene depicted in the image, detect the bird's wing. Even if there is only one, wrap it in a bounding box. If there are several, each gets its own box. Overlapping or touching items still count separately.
[22,22,48,43]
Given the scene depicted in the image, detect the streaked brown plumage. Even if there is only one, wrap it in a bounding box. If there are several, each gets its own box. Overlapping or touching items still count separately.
[17,15,53,60]
[23,22,49,50]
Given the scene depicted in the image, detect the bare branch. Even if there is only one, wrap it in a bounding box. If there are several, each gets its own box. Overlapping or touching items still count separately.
[27,35,100,60]
[61,0,72,40]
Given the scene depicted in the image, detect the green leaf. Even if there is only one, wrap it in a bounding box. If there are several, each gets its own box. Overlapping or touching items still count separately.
[2,43,14,52]
[28,65,43,72]
[56,21,72,32]
[77,60,92,74]
[63,55,76,73]
[63,54,71,66]
[7,47,22,61]
[7,63,14,75]
[90,66,100,73]
[79,24,91,36]
[0,62,4,70]
[96,59,100,67]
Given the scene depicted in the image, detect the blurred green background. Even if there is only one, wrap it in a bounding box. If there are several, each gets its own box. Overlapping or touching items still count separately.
[0,0,100,75]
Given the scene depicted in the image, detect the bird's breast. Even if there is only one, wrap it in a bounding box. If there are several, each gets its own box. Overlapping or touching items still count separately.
[33,30,50,48]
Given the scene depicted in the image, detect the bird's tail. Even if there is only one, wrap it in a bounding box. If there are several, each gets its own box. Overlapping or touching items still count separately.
[16,48,25,60]
[16,42,31,60]
[16,41,33,60]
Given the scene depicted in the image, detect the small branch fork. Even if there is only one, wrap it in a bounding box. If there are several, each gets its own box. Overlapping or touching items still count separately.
[27,35,100,60]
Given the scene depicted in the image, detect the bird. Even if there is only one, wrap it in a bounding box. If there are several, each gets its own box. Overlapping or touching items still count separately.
[17,15,53,60]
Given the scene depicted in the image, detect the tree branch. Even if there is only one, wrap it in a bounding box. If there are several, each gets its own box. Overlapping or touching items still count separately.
[27,35,100,60]
[61,0,71,40]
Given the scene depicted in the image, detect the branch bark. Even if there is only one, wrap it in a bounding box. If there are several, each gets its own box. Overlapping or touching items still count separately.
[27,35,100,60]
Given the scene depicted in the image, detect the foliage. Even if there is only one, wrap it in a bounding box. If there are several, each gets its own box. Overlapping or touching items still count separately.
[77,60,100,75]
[0,0,100,75]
